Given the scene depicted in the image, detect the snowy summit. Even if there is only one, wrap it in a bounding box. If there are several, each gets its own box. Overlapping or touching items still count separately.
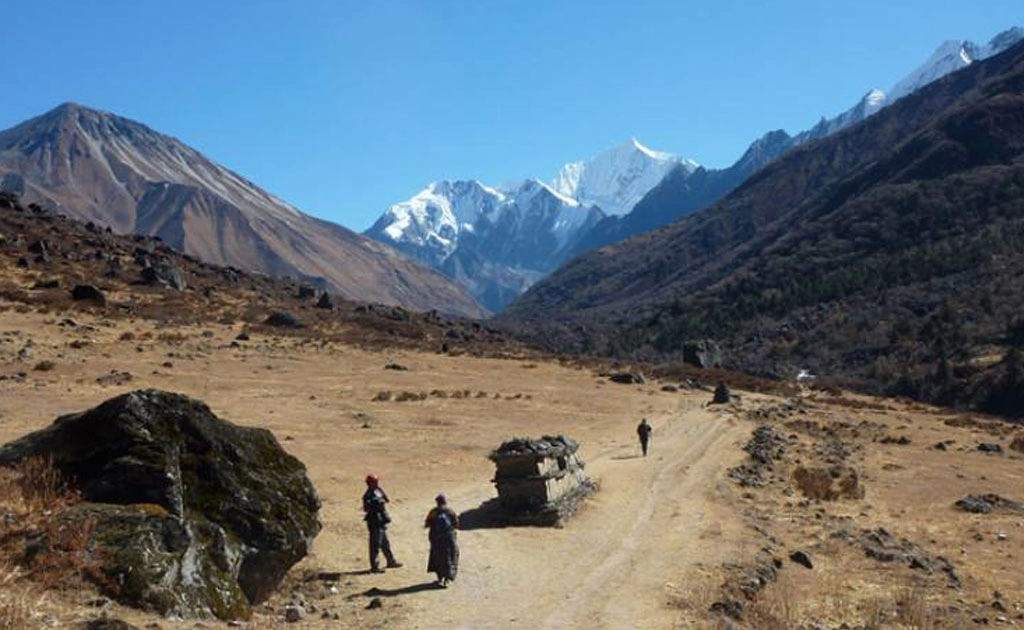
[552,138,699,216]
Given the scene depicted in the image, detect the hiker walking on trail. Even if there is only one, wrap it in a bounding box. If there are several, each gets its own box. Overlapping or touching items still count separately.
[637,418,653,456]
[363,474,403,573]
[425,494,460,587]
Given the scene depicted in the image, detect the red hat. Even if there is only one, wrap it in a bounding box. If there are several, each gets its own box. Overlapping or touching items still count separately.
[365,474,379,486]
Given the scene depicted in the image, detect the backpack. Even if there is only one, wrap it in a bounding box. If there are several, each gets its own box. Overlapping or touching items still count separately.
[430,509,454,538]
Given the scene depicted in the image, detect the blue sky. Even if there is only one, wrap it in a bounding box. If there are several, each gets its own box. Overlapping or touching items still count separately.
[2,1,1020,230]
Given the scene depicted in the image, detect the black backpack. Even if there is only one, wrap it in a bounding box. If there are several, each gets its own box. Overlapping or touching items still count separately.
[430,509,454,537]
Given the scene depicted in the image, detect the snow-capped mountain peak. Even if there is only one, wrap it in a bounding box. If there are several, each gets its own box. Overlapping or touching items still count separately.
[551,139,699,216]
[887,28,1023,102]
[799,26,1024,143]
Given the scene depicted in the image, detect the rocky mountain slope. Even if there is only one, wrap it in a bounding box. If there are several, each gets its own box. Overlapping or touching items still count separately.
[0,191,514,355]
[574,27,1024,255]
[502,39,1024,417]
[365,140,690,311]
[0,103,486,318]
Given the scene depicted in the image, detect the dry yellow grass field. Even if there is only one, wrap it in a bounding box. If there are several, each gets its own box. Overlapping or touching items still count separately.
[1,304,1023,629]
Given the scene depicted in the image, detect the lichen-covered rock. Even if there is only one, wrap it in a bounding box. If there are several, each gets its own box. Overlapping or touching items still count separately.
[0,390,321,619]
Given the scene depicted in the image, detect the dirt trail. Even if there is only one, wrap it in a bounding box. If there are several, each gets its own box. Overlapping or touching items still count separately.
[353,399,745,629]
[0,309,752,628]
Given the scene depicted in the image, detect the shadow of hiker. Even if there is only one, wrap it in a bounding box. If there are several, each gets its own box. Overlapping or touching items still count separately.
[458,498,511,531]
[317,569,374,580]
[610,454,642,461]
[361,583,444,598]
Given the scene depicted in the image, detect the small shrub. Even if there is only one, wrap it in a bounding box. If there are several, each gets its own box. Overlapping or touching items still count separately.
[15,457,77,512]
[394,391,426,402]
[29,516,100,590]
[32,361,55,372]
[372,391,393,402]
[156,332,188,345]
[0,564,39,630]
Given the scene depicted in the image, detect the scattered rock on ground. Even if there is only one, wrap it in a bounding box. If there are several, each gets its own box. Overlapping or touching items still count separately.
[834,527,960,587]
[728,425,787,487]
[72,284,106,305]
[315,293,334,309]
[609,372,645,384]
[264,311,304,328]
[978,443,1003,454]
[879,435,911,445]
[955,494,1024,514]
[77,620,140,630]
[32,278,61,289]
[96,370,134,386]
[711,382,731,404]
[789,550,814,569]
[284,604,305,622]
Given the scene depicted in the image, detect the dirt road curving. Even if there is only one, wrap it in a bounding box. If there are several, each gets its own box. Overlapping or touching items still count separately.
[346,399,747,629]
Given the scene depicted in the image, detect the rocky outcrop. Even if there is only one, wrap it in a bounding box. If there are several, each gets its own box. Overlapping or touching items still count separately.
[955,494,1024,514]
[0,390,321,619]
[682,340,723,368]
[139,256,186,291]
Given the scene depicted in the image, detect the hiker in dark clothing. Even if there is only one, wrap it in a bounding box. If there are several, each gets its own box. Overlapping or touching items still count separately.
[424,494,459,587]
[637,418,652,456]
[363,474,403,573]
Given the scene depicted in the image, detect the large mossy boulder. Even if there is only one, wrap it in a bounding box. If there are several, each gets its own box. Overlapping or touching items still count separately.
[0,390,321,620]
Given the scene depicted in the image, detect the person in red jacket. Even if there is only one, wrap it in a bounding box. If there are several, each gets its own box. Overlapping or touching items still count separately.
[362,474,403,573]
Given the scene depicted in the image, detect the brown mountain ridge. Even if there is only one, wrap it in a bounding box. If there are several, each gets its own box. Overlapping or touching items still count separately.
[0,103,487,318]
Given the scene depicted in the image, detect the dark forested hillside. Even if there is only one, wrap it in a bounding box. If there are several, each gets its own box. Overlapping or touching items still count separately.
[502,41,1024,417]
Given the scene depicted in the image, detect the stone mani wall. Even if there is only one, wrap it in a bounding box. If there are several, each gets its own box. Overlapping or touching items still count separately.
[491,450,589,511]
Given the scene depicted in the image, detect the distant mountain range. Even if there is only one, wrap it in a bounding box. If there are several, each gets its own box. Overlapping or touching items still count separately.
[2,27,1019,324]
[365,139,691,311]
[0,103,486,318]
[367,27,1024,313]
[575,26,1024,254]
[502,36,1024,417]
